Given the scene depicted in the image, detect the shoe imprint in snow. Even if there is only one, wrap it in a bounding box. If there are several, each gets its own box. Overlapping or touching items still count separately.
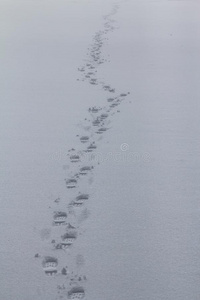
[42,256,58,275]
[53,211,67,226]
[80,136,89,143]
[100,113,108,120]
[96,127,107,134]
[103,85,110,90]
[66,178,77,189]
[120,92,129,97]
[68,287,85,299]
[72,194,88,207]
[79,166,92,175]
[92,118,101,126]
[61,232,77,248]
[86,143,97,152]
[70,154,80,163]
[89,107,100,113]
[110,103,118,108]
[90,81,97,85]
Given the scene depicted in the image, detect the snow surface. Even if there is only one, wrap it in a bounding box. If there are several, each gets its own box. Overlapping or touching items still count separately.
[1,0,200,299]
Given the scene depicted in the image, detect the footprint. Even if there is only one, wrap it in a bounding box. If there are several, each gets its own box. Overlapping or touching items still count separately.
[80,136,89,143]
[103,85,111,91]
[76,194,89,201]
[90,81,97,85]
[78,68,85,72]
[42,256,58,275]
[89,107,100,113]
[61,232,77,248]
[110,103,118,108]
[96,127,107,134]
[120,93,129,97]
[100,113,108,120]
[86,143,97,152]
[92,119,101,127]
[68,287,85,299]
[90,78,97,82]
[79,166,93,175]
[107,97,114,102]
[70,155,80,163]
[66,179,78,189]
[72,194,89,206]
[53,211,67,226]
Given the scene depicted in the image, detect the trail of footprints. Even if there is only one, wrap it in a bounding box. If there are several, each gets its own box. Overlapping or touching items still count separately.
[36,3,130,299]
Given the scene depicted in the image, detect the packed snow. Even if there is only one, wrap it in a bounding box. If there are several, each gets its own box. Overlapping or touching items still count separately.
[1,0,200,299]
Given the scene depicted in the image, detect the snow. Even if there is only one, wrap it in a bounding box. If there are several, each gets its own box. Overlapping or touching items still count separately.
[1,0,200,299]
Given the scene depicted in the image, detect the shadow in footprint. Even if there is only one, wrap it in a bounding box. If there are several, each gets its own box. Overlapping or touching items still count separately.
[72,194,89,207]
[96,127,108,134]
[53,211,67,226]
[80,136,90,143]
[68,286,85,299]
[66,179,78,189]
[70,155,80,163]
[79,166,93,175]
[86,143,97,152]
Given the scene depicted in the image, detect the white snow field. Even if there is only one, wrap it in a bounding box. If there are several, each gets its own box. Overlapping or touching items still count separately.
[1,0,200,299]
